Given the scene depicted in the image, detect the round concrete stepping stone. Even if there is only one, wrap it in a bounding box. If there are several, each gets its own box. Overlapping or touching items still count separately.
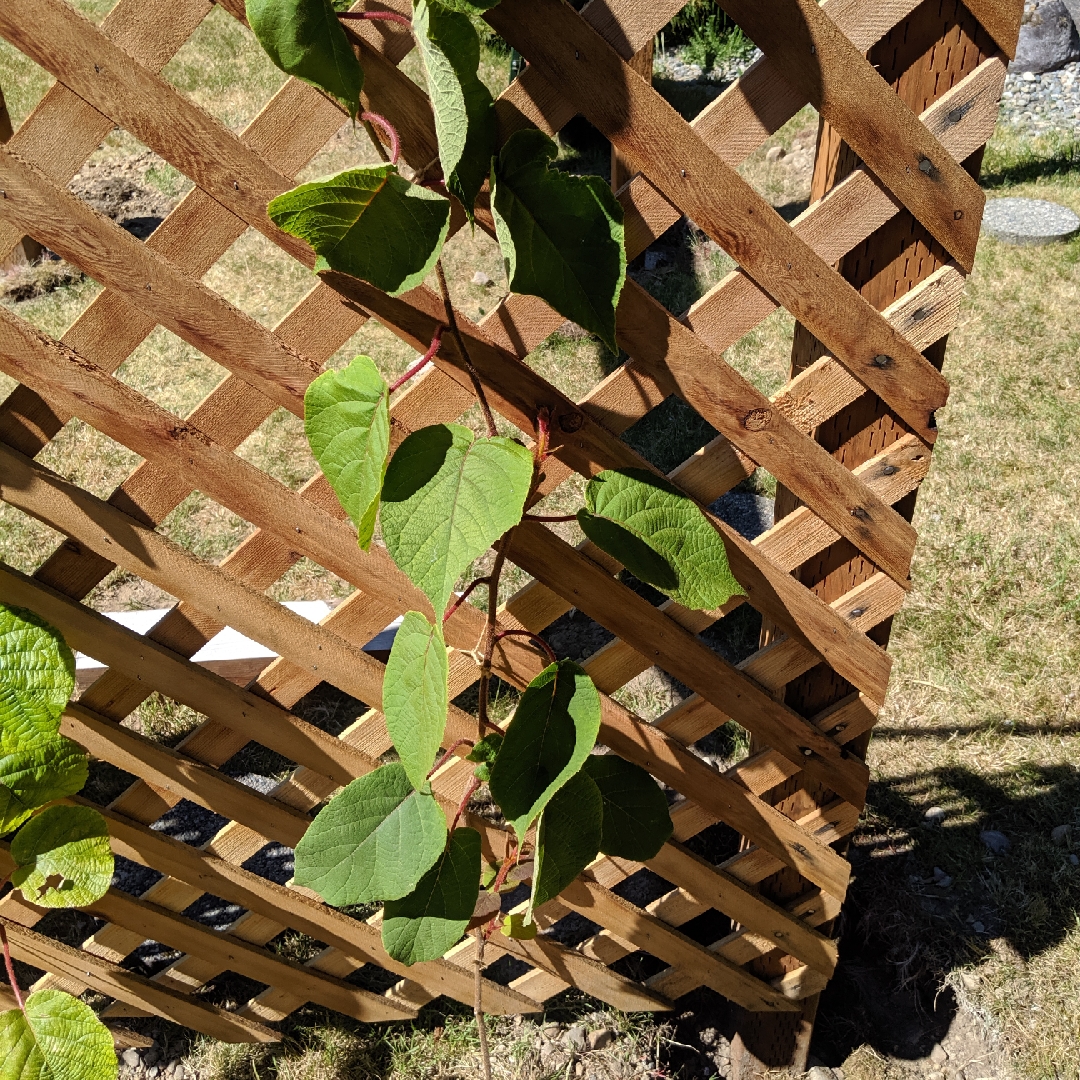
[982,196,1080,245]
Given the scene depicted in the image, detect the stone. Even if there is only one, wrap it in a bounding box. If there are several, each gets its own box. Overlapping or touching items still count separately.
[933,866,954,888]
[148,1068,159,1079]
[960,971,980,990]
[765,146,786,162]
[173,1066,185,1080]
[807,1068,835,1080]
[543,1023,561,1038]
[1070,854,1079,866]
[471,270,493,287]
[980,829,1012,854]
[1051,824,1073,846]
[1013,1,1080,73]
[983,197,1080,245]
[924,805,947,826]
[143,1049,160,1067]
[930,1043,949,1065]
[588,1028,616,1051]
[973,921,986,933]
[121,1050,141,1069]
[566,1024,588,1051]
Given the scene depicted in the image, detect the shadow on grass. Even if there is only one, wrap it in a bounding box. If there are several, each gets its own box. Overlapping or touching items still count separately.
[981,131,1080,190]
[812,759,1080,1065]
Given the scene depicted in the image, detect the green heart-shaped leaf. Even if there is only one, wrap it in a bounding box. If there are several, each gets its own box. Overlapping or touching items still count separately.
[492,128,625,352]
[529,769,602,918]
[0,605,75,751]
[0,736,88,836]
[246,0,363,119]
[304,355,390,549]
[584,753,673,861]
[269,166,451,296]
[582,469,745,611]
[381,423,533,619]
[294,763,447,904]
[381,826,480,965]
[0,989,117,1080]
[413,0,495,220]
[11,805,113,908]
[488,660,601,841]
[576,509,679,593]
[384,612,449,792]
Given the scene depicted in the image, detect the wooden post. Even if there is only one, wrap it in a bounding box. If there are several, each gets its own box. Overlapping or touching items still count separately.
[729,1,1012,1073]
[0,83,42,270]
[610,39,653,191]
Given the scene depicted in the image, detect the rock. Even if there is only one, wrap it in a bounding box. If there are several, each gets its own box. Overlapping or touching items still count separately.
[471,270,493,287]
[765,146,786,162]
[982,197,1080,245]
[1013,1,1080,73]
[1051,824,1073,846]
[808,1068,835,1080]
[930,1043,948,1065]
[540,1039,556,1064]
[1069,854,1079,866]
[980,829,1012,855]
[588,1028,616,1051]
[148,1068,160,1079]
[973,921,986,933]
[566,1024,587,1051]
[143,1050,160,1068]
[960,971,980,990]
[924,806,947,826]
[643,250,663,270]
[121,1050,141,1069]
[926,1072,945,1080]
[933,866,954,888]
[173,1066,185,1080]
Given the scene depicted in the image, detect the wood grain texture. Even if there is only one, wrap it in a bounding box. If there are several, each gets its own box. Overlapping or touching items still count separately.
[0,916,279,1042]
[718,0,984,268]
[486,0,950,446]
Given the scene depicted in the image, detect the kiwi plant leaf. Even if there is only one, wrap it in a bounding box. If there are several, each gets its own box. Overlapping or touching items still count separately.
[429,0,502,11]
[529,769,602,917]
[576,509,678,593]
[304,355,390,549]
[492,128,625,352]
[246,0,363,119]
[582,469,744,611]
[11,805,113,908]
[413,0,495,219]
[384,612,450,792]
[584,753,673,860]
[381,827,481,964]
[0,604,75,750]
[488,660,602,840]
[269,166,451,296]
[381,423,533,619]
[466,731,503,783]
[0,989,117,1080]
[0,736,88,836]
[293,763,447,904]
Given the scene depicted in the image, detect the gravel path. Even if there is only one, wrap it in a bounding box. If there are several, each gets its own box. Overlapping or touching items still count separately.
[997,61,1080,135]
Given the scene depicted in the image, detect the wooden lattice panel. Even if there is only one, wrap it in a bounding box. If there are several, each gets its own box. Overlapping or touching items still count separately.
[0,0,1022,1058]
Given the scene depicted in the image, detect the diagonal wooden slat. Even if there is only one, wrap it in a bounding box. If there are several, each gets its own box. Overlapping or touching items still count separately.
[717,0,984,269]
[486,0,950,447]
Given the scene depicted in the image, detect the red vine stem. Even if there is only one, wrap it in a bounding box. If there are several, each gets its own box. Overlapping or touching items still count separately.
[427,737,475,779]
[535,407,551,464]
[389,326,444,392]
[338,9,412,28]
[0,920,25,1014]
[449,776,481,835]
[523,513,577,523]
[493,628,557,666]
[359,110,400,165]
[443,575,490,623]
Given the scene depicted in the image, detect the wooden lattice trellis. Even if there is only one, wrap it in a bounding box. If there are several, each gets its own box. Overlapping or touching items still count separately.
[0,0,1024,1069]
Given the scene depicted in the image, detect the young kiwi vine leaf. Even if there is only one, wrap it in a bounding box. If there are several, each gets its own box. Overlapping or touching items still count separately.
[0,604,117,1080]
[240,2,746,1075]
